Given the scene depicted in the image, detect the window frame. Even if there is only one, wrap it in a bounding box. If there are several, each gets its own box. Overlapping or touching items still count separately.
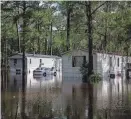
[40,59,42,64]
[72,56,86,67]
[109,57,112,67]
[30,59,31,64]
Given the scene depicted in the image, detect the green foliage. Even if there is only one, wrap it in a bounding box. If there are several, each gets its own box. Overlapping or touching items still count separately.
[89,73,102,84]
[80,62,102,83]
[1,1,131,66]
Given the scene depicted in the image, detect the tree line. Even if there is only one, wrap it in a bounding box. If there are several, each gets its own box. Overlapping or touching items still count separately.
[1,1,131,67]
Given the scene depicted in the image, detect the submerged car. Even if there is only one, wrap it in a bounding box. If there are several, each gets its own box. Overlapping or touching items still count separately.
[33,67,57,77]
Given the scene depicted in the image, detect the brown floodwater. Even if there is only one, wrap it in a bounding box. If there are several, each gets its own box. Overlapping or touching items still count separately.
[1,71,131,119]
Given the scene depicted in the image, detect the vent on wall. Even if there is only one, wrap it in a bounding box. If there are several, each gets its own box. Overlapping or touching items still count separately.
[109,73,115,79]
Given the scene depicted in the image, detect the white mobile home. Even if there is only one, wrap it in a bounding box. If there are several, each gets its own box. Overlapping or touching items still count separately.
[9,53,62,75]
[62,49,131,80]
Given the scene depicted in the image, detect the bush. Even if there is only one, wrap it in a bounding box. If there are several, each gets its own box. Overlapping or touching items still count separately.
[80,62,102,83]
[89,73,102,83]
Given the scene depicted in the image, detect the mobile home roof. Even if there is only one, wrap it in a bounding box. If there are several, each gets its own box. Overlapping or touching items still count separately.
[9,53,61,59]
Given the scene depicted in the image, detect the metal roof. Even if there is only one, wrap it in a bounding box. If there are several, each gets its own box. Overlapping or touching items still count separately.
[61,48,129,56]
[9,53,61,59]
[61,49,96,55]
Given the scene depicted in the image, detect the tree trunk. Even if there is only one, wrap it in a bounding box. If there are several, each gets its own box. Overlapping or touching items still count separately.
[103,2,109,50]
[1,38,5,90]
[5,37,8,89]
[45,38,47,55]
[21,1,26,115]
[22,1,26,92]
[85,1,93,78]
[66,2,71,51]
[126,45,129,79]
[50,22,53,55]
[16,21,21,53]
[33,37,35,54]
[37,21,41,54]
[16,3,21,53]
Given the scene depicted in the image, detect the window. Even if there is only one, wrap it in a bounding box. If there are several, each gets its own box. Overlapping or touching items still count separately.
[109,57,112,67]
[72,56,86,67]
[16,69,21,75]
[117,58,119,67]
[30,59,31,64]
[40,59,42,63]
[51,67,54,71]
[14,59,17,65]
[127,63,131,69]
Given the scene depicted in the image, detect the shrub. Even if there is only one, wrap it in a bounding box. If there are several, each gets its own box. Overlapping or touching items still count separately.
[80,62,102,83]
[89,73,102,83]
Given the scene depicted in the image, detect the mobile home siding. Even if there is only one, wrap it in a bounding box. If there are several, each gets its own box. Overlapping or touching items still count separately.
[62,50,97,80]
[26,57,56,74]
[9,54,62,76]
[62,49,131,80]
[96,53,123,79]
[9,58,27,74]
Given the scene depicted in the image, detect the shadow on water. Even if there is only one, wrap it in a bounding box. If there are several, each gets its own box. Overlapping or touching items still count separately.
[1,69,9,91]
[1,71,131,119]
[21,88,26,119]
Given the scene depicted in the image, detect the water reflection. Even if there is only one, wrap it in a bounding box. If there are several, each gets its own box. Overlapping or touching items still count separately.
[1,72,131,119]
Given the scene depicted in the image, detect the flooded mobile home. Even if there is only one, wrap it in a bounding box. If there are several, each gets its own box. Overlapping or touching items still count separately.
[62,49,131,80]
[9,53,62,76]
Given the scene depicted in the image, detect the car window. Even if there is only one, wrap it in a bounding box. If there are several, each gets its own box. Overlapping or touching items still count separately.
[51,67,54,71]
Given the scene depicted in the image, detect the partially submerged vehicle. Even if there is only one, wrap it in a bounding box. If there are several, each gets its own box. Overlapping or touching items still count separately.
[33,66,57,77]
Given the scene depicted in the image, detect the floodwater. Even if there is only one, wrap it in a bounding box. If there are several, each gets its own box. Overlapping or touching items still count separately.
[1,71,131,119]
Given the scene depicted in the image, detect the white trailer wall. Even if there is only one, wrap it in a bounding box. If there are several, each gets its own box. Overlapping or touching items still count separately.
[62,50,128,80]
[62,50,97,80]
[96,53,123,79]
[9,58,27,75]
[26,57,55,74]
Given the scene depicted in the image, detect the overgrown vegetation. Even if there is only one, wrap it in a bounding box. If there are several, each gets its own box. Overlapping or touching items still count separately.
[89,73,102,83]
[80,62,102,83]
